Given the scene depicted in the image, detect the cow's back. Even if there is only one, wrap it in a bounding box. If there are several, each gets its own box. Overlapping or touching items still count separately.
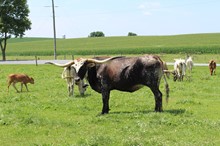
[95,55,163,92]
[8,74,29,83]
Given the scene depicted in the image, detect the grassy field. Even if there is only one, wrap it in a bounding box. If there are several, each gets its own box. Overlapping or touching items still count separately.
[0,34,220,145]
[5,33,220,57]
[0,63,220,145]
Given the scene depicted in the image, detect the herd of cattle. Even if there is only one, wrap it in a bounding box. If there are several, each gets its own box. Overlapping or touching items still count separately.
[7,55,217,114]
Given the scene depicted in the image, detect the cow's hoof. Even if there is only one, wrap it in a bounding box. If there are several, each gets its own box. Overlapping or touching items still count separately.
[155,108,163,112]
[96,112,108,116]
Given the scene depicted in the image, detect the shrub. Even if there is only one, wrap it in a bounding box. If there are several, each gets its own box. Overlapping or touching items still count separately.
[89,31,105,37]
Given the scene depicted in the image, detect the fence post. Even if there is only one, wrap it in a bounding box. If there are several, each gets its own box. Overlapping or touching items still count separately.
[35,56,38,66]
[71,55,74,60]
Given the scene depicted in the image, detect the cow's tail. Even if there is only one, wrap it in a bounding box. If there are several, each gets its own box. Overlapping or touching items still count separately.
[162,73,169,104]
[163,70,175,103]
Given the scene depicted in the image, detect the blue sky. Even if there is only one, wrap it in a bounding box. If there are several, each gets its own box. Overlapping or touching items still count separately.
[25,0,220,38]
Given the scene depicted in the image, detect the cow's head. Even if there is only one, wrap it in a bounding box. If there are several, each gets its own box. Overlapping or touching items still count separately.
[29,77,34,84]
[173,71,178,81]
[72,57,120,80]
[75,80,89,96]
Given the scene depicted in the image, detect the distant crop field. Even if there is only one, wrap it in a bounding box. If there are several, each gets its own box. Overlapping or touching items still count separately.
[0,64,220,145]
[5,33,220,57]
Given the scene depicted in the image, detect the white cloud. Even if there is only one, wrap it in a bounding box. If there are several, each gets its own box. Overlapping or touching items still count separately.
[143,11,152,16]
[138,4,146,9]
[138,2,161,16]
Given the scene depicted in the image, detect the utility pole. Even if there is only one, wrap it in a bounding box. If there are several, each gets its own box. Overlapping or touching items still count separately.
[52,0,57,60]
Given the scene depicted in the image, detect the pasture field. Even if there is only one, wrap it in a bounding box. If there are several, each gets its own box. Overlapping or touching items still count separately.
[0,64,220,145]
[5,33,220,57]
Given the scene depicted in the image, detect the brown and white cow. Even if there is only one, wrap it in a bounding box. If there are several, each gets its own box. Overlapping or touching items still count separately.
[8,73,34,92]
[45,61,88,96]
[209,60,216,75]
[56,55,170,114]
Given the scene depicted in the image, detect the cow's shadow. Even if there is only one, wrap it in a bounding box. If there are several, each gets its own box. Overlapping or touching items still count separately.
[75,94,91,98]
[165,109,186,115]
[108,109,186,115]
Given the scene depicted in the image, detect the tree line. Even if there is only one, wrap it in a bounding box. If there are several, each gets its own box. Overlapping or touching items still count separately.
[89,31,137,37]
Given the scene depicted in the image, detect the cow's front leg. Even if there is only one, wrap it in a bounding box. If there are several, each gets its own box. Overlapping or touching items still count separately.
[20,83,23,92]
[100,81,110,114]
[101,89,110,114]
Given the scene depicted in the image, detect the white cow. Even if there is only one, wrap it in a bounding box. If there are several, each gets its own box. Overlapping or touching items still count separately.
[62,66,88,96]
[173,59,186,81]
[46,61,88,96]
[185,56,193,73]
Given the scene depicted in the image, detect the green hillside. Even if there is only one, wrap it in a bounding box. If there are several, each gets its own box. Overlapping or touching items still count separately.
[5,33,220,56]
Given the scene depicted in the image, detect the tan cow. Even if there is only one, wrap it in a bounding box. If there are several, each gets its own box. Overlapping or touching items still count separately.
[185,56,193,73]
[8,74,34,92]
[209,60,216,75]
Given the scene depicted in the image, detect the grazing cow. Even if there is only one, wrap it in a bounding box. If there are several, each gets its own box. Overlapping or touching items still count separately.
[185,56,193,73]
[56,55,170,114]
[8,74,34,92]
[45,61,88,96]
[173,59,186,81]
[209,60,216,75]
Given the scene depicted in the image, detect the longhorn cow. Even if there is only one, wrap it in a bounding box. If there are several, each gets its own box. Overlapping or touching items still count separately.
[55,55,170,114]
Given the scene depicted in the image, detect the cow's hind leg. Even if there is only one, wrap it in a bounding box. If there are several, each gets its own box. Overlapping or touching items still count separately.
[150,86,163,112]
[8,81,12,92]
[13,82,19,92]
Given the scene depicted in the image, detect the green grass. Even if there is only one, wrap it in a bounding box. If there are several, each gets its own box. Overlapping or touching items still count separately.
[5,33,220,57]
[1,34,220,145]
[0,64,220,145]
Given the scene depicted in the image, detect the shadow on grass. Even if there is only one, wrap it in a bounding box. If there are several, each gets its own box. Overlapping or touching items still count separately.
[106,109,186,115]
[108,110,155,115]
[164,109,186,115]
[75,94,91,98]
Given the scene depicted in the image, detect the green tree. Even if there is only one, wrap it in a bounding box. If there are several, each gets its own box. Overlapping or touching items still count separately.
[89,31,105,37]
[0,0,31,60]
[128,32,137,36]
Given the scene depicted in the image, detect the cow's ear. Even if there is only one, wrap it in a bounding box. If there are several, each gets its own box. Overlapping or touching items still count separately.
[87,63,96,68]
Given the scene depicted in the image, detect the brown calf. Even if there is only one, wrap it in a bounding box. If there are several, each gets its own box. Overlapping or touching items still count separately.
[8,74,34,92]
[209,60,216,75]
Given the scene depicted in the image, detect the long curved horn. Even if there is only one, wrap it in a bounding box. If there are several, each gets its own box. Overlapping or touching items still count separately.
[45,61,75,67]
[86,56,122,64]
